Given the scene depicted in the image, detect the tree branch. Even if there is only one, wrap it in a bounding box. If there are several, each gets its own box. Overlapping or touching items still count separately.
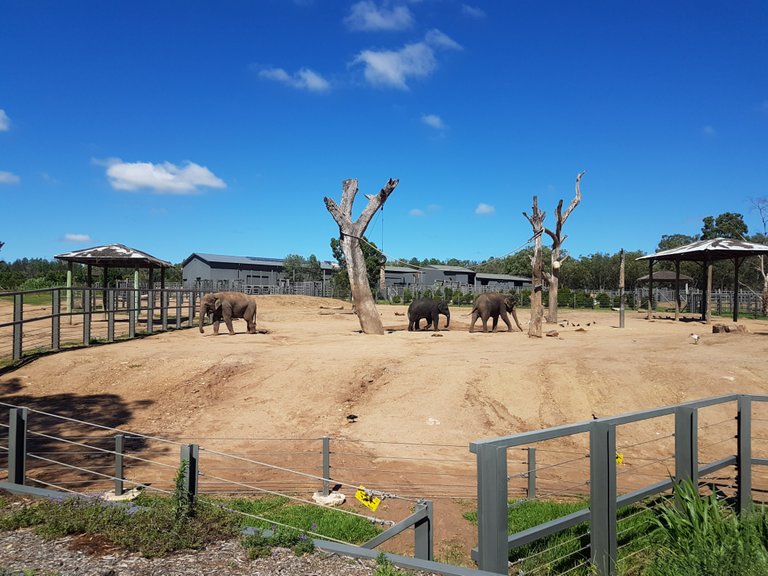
[323,197,347,229]
[358,179,400,232]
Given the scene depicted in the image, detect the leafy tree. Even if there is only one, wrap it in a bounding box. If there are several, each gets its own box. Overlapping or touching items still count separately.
[658,234,697,251]
[330,236,383,295]
[701,212,748,240]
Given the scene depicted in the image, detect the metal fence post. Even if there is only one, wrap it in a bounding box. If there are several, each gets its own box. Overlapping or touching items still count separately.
[175,290,182,329]
[107,289,116,343]
[590,420,617,576]
[12,293,23,361]
[737,396,753,514]
[8,408,28,485]
[161,290,168,331]
[180,444,199,504]
[322,436,331,496]
[527,447,536,500]
[147,289,155,334]
[128,289,136,338]
[414,500,433,561]
[475,444,509,575]
[83,288,92,346]
[52,289,61,351]
[674,406,698,485]
[115,434,124,496]
[189,291,196,328]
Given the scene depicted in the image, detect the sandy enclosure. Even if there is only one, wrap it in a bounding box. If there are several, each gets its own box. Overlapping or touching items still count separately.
[1,295,768,558]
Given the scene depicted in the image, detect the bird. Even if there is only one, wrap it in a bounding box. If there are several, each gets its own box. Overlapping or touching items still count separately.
[346,414,358,423]
[690,333,701,345]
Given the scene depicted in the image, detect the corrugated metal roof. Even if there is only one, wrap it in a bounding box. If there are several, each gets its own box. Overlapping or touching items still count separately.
[183,253,336,270]
[637,238,768,261]
[425,264,476,273]
[385,266,421,273]
[475,273,531,282]
[636,271,694,282]
[55,244,172,268]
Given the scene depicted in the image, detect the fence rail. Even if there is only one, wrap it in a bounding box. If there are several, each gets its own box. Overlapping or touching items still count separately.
[0,286,200,364]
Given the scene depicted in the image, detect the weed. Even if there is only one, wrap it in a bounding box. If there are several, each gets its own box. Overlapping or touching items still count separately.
[373,553,410,576]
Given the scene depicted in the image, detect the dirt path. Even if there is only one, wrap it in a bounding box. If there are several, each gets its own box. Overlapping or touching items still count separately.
[2,295,768,562]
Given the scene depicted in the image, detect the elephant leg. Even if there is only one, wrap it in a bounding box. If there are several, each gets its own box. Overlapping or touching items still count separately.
[432,311,439,331]
[491,314,500,332]
[408,319,415,331]
[500,311,513,332]
[482,315,490,333]
[224,315,236,335]
[469,312,479,333]
[213,319,220,335]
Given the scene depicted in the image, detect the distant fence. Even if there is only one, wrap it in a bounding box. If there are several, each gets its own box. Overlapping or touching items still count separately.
[0,286,200,365]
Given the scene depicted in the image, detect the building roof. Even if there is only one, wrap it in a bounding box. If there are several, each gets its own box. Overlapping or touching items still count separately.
[182,252,336,270]
[425,264,476,274]
[55,244,172,268]
[475,273,532,282]
[637,238,768,262]
[385,266,421,273]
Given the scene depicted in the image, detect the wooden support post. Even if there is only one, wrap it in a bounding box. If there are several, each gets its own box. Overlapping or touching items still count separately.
[646,259,654,320]
[619,249,625,328]
[733,257,741,322]
[674,261,681,321]
[706,260,713,324]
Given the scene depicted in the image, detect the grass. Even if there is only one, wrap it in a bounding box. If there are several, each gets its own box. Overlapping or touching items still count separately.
[0,292,52,306]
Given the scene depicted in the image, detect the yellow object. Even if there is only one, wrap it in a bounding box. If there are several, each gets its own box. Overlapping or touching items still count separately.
[616,452,624,465]
[355,486,381,511]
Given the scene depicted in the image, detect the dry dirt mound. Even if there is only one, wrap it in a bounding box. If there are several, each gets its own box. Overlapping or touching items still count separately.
[2,295,768,559]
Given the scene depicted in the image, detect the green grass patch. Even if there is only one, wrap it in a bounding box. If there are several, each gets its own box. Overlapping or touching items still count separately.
[0,292,53,306]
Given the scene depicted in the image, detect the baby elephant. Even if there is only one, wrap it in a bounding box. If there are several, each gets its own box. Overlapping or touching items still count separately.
[469,292,523,333]
[408,299,450,331]
[198,291,257,335]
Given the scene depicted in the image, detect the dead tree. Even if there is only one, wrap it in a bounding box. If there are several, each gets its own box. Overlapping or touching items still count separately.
[324,178,399,335]
[523,197,546,338]
[543,171,584,324]
[752,197,768,315]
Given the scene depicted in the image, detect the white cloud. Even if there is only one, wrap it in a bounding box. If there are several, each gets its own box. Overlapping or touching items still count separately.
[421,113,445,129]
[64,233,92,242]
[102,159,226,194]
[345,1,413,31]
[259,67,330,92]
[0,171,20,184]
[462,4,486,18]
[0,109,9,131]
[701,125,717,137]
[409,208,425,217]
[475,203,495,215]
[352,29,461,90]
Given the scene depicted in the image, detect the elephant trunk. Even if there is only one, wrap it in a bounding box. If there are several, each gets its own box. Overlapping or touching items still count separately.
[511,307,523,331]
[444,310,450,328]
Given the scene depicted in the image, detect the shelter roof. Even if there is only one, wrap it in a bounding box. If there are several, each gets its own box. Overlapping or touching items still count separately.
[636,270,693,283]
[55,244,172,268]
[637,238,768,262]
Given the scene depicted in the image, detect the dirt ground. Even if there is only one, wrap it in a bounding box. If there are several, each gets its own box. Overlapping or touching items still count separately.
[2,295,768,563]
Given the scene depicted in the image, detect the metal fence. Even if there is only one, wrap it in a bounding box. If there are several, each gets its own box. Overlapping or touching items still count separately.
[471,394,768,575]
[0,286,200,365]
[0,401,496,576]
[0,395,767,574]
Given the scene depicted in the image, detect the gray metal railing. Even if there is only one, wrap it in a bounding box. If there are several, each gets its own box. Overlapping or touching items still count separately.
[470,394,768,575]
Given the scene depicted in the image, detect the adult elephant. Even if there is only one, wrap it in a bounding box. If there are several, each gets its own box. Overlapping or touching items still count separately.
[469,292,523,333]
[407,299,450,331]
[198,291,257,335]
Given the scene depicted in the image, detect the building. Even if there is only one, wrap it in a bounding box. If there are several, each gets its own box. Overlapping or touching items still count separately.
[181,253,335,294]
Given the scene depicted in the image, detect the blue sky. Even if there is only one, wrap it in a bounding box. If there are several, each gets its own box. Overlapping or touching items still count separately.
[1,0,767,266]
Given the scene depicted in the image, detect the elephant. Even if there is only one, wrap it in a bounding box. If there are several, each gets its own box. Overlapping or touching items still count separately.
[198,291,257,335]
[469,292,523,333]
[407,299,450,331]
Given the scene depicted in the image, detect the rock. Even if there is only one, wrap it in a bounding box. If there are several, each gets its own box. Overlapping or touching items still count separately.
[546,330,559,337]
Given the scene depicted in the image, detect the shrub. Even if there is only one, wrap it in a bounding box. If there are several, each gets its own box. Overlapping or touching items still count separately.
[390,294,401,304]
[557,287,573,308]
[596,293,611,308]
[402,288,413,304]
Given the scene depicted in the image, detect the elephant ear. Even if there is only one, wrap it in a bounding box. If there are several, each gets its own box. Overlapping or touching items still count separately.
[214,298,223,311]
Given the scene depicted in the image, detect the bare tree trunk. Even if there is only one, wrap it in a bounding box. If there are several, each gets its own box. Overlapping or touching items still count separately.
[524,197,546,338]
[544,171,584,324]
[758,255,768,315]
[324,178,399,335]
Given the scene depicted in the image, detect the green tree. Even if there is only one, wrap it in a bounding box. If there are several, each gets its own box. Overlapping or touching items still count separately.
[330,236,383,295]
[658,234,697,251]
[701,212,748,240]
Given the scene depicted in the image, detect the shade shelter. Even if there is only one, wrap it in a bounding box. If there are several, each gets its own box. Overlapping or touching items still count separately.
[55,244,173,313]
[637,238,768,322]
